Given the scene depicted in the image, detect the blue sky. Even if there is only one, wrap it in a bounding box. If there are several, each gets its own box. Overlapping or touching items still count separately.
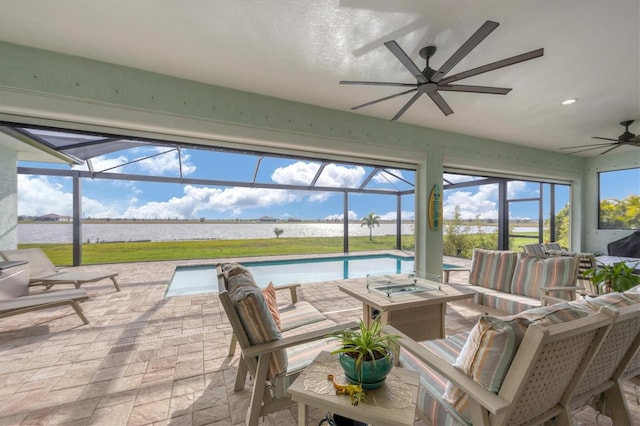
[17,146,638,221]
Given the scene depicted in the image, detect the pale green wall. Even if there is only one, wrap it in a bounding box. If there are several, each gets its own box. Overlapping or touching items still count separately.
[0,146,18,250]
[0,41,600,274]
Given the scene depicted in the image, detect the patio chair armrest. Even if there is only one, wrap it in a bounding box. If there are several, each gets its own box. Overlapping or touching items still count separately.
[274,283,301,303]
[244,321,359,358]
[383,325,510,416]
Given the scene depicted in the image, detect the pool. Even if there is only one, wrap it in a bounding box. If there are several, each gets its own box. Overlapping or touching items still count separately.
[165,254,460,297]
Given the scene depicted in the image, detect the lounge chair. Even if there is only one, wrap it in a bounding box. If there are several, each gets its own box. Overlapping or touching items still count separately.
[0,248,120,291]
[0,288,89,324]
[217,263,357,425]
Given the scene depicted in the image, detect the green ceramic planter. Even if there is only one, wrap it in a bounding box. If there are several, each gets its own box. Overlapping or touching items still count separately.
[338,351,393,390]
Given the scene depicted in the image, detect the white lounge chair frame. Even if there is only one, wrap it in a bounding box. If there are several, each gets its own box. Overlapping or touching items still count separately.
[0,288,89,324]
[1,248,119,291]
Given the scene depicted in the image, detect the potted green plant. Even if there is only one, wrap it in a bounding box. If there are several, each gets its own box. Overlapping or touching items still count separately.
[583,261,640,293]
[327,317,401,392]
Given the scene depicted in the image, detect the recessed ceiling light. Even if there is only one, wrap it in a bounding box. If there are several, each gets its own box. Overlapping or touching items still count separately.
[561,98,577,105]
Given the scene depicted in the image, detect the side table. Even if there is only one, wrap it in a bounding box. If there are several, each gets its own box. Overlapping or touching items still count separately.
[288,351,419,426]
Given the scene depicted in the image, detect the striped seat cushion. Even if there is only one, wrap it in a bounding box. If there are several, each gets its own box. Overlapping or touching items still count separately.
[468,249,519,292]
[270,333,340,399]
[399,333,471,426]
[226,265,287,380]
[278,301,327,331]
[510,254,578,299]
[482,292,542,314]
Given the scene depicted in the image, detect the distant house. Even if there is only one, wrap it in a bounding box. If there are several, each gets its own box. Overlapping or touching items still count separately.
[35,213,72,222]
[287,217,301,222]
[258,216,277,223]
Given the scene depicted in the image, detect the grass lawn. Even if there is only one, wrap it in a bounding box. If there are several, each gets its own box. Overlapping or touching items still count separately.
[19,232,543,266]
[21,235,416,266]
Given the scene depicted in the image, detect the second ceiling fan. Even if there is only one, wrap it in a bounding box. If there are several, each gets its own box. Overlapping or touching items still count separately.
[341,20,544,119]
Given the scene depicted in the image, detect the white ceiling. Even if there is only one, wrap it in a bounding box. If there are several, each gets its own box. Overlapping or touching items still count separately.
[0,0,638,156]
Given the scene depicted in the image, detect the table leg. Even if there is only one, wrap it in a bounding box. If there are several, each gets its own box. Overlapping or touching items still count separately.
[362,303,371,326]
[297,402,308,426]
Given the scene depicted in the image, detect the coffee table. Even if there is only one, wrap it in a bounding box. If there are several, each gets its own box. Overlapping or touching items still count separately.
[288,351,418,426]
[338,276,475,340]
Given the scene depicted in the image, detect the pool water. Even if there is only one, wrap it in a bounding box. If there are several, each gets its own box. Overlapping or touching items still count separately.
[165,254,459,297]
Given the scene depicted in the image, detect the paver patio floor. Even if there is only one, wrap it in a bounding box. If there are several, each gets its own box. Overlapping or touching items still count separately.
[0,254,637,425]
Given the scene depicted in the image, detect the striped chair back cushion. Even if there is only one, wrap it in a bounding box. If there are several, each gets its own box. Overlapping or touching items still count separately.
[225,264,288,380]
[468,249,519,292]
[510,254,578,299]
[521,243,546,255]
[512,302,591,327]
[546,249,596,279]
[542,242,563,251]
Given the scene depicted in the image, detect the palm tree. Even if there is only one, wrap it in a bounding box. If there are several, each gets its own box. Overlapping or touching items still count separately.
[361,212,381,241]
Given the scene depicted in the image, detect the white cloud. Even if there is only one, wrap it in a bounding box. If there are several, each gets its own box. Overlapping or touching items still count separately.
[271,161,321,185]
[372,169,403,184]
[271,161,366,203]
[444,173,482,184]
[123,185,302,219]
[71,148,196,176]
[507,180,529,198]
[272,162,365,188]
[17,175,121,217]
[444,184,499,220]
[378,210,415,220]
[325,210,359,221]
[72,155,129,173]
[136,148,196,175]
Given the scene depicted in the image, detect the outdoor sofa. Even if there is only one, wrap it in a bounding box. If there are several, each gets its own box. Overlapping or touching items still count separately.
[390,287,640,425]
[449,248,581,315]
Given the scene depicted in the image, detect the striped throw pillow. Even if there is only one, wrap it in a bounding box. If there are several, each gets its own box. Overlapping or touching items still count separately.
[468,249,519,292]
[262,282,282,331]
[443,315,529,421]
[510,254,578,299]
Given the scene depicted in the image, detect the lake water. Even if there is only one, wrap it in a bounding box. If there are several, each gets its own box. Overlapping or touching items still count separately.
[17,222,415,244]
[17,222,531,244]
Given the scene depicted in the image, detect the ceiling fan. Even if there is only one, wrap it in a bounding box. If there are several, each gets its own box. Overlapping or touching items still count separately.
[561,120,640,155]
[340,20,544,119]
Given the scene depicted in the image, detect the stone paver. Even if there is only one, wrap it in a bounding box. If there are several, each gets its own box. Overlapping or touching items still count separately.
[0,253,637,425]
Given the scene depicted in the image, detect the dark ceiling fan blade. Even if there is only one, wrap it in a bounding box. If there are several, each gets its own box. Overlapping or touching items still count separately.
[426,91,454,116]
[340,81,417,87]
[440,48,544,84]
[392,92,423,120]
[437,84,511,95]
[560,142,615,149]
[599,144,623,155]
[431,20,499,82]
[351,88,417,111]
[563,145,616,155]
[384,40,428,84]
[592,137,619,142]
